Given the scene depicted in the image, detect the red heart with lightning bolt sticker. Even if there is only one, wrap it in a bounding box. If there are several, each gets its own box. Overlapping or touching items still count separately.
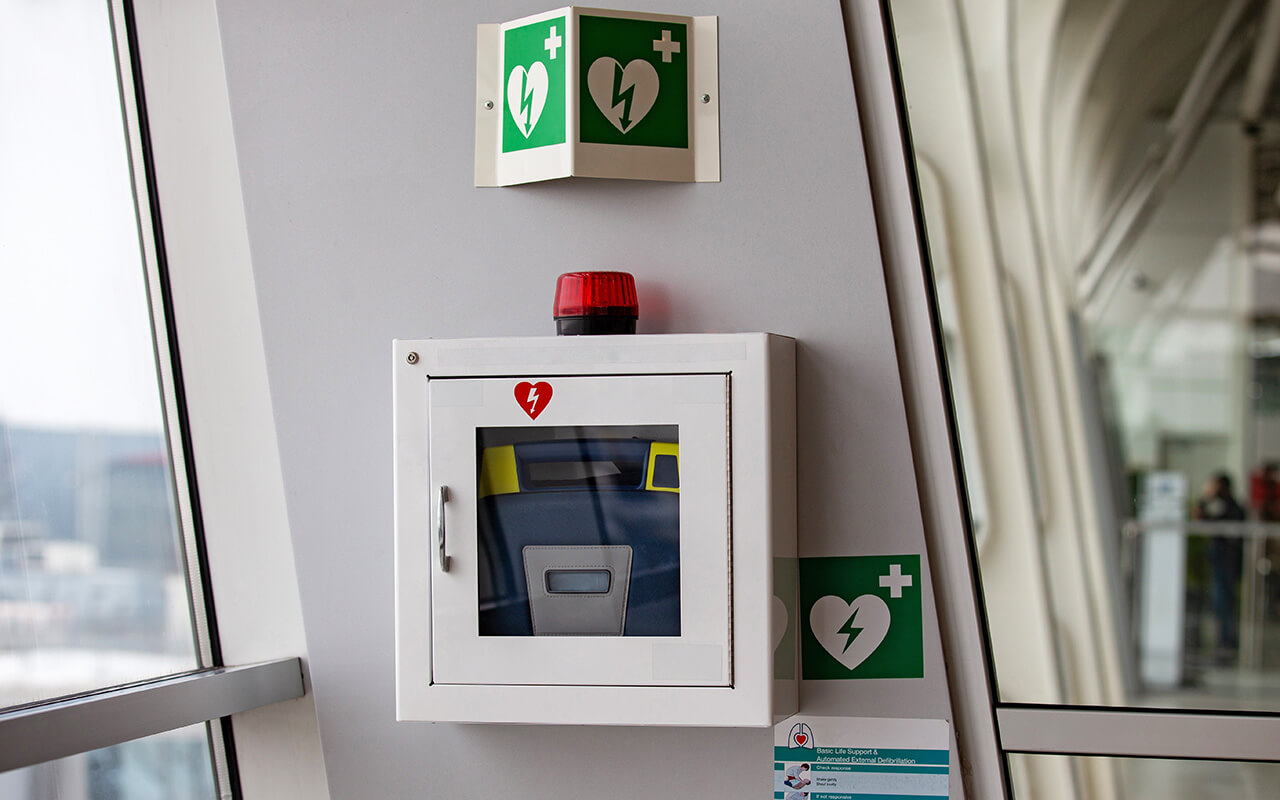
[514,381,553,420]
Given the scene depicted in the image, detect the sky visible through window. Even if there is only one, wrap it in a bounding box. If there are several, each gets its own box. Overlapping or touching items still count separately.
[0,0,163,433]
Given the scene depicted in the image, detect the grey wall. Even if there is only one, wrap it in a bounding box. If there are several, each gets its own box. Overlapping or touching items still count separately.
[213,1,956,796]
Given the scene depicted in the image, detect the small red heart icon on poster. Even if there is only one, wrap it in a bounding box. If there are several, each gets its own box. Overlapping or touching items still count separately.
[514,381,553,420]
[794,734,807,745]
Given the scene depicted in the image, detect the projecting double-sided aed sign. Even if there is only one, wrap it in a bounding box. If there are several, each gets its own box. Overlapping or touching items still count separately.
[475,7,720,186]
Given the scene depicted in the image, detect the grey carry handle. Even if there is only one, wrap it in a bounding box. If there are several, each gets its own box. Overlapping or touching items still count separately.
[436,485,451,573]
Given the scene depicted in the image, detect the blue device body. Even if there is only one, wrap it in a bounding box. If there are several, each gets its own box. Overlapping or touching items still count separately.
[476,438,681,636]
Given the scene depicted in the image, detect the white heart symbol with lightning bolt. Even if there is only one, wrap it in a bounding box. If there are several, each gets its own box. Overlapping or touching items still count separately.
[586,57,659,134]
[810,594,891,671]
[507,62,549,138]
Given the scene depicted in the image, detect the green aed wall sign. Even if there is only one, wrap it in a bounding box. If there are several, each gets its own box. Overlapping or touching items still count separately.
[799,555,925,680]
[502,16,567,153]
[476,7,719,186]
[579,15,688,148]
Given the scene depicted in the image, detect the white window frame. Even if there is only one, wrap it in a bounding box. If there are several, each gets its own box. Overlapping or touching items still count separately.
[115,0,331,794]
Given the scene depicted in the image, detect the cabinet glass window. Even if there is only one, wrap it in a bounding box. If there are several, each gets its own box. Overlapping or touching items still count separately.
[476,425,680,637]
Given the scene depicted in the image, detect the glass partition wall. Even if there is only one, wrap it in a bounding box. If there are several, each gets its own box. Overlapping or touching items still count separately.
[887,0,1280,796]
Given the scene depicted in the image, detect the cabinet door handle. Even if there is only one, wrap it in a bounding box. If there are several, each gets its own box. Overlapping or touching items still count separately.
[436,485,451,573]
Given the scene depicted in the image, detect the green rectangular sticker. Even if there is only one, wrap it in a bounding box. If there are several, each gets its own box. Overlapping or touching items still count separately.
[502,16,567,153]
[578,15,688,148]
[799,555,924,680]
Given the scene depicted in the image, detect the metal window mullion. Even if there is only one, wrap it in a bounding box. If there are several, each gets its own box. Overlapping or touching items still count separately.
[839,1,1011,797]
[0,659,304,774]
[108,0,217,675]
[998,706,1280,762]
[106,0,237,795]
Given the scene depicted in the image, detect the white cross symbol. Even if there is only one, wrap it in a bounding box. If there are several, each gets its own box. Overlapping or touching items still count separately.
[653,29,681,62]
[544,25,562,60]
[879,563,912,599]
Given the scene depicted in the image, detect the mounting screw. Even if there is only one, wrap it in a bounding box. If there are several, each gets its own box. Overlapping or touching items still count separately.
[483,100,494,110]
[700,93,710,104]
[406,352,419,364]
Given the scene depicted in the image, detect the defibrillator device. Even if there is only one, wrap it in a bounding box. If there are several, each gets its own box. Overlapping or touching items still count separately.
[477,433,681,637]
[393,272,797,726]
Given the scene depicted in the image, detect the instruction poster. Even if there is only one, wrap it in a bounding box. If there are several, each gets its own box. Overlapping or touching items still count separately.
[773,715,949,799]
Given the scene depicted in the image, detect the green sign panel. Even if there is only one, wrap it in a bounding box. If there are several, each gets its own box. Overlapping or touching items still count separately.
[579,15,688,148]
[799,555,924,680]
[502,16,567,153]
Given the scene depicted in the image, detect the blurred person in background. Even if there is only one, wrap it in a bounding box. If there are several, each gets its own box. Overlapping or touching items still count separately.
[1196,472,1246,657]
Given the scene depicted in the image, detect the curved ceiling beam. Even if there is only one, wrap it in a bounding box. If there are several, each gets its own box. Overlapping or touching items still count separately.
[1041,0,1239,282]
[1077,0,1255,310]
[1241,0,1280,126]
[1041,0,1130,272]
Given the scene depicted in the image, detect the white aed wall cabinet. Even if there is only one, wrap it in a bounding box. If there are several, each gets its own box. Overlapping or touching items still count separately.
[393,334,797,726]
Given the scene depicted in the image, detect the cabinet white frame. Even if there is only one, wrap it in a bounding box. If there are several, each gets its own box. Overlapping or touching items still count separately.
[426,374,732,687]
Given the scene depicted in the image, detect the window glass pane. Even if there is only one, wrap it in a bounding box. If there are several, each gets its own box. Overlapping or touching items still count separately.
[0,0,201,707]
[1011,753,1280,800]
[890,0,1280,711]
[0,724,217,800]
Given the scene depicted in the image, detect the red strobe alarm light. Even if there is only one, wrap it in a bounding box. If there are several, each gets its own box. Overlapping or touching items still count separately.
[553,271,638,336]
